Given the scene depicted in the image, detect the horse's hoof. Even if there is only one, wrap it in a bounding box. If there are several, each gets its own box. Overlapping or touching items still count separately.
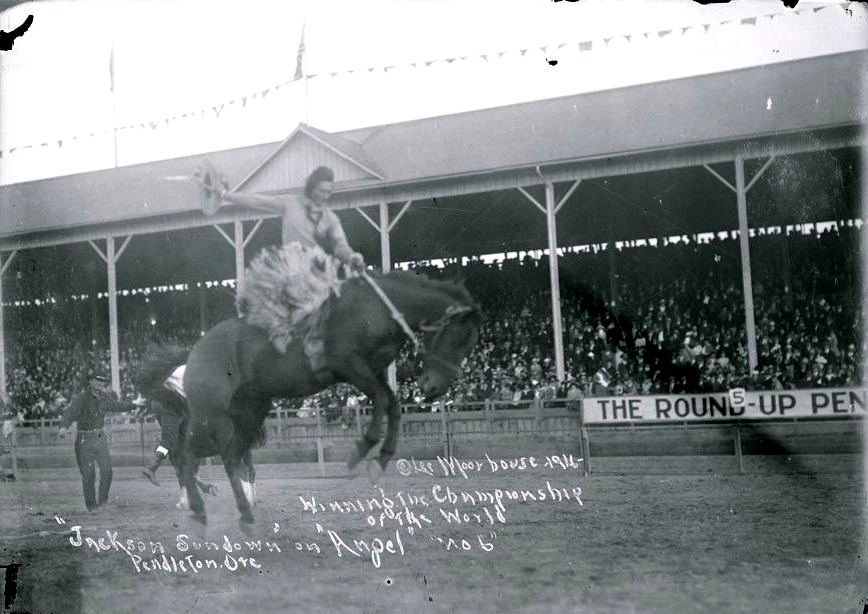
[142,469,159,486]
[347,440,368,470]
[367,458,386,484]
[206,484,219,496]
[187,513,207,539]
[239,518,258,538]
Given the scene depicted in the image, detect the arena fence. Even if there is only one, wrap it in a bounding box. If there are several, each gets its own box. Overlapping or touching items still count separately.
[2,387,864,478]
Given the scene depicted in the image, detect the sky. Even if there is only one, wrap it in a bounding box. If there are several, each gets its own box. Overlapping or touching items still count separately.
[0,0,865,185]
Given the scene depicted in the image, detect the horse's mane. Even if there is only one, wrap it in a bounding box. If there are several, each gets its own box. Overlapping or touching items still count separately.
[133,344,190,393]
[378,269,476,308]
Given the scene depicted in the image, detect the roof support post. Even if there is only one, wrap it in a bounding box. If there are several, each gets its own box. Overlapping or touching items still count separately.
[544,181,566,383]
[107,237,120,393]
[379,201,396,391]
[705,157,774,374]
[518,179,579,383]
[234,221,245,284]
[0,250,19,401]
[379,201,391,273]
[734,157,758,373]
[354,200,412,265]
[355,200,412,392]
[89,235,132,394]
[212,219,263,285]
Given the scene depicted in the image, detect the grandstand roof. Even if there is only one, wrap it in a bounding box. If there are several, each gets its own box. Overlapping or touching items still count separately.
[0,49,864,298]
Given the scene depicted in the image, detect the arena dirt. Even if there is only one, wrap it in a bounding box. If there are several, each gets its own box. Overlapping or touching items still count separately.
[0,455,864,614]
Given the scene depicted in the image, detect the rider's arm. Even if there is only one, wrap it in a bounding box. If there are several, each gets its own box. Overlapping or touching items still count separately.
[321,211,356,264]
[58,394,83,434]
[103,396,141,413]
[220,191,286,214]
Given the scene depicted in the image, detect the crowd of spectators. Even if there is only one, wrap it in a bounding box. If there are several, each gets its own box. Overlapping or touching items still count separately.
[3,225,863,421]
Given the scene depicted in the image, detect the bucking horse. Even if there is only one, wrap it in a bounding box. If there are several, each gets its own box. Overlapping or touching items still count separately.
[178,247,482,533]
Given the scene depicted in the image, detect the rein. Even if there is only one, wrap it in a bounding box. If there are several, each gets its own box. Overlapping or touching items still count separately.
[361,272,425,355]
[360,272,471,373]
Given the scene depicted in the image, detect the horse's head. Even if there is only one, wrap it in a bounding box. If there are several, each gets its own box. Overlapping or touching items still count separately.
[416,304,482,401]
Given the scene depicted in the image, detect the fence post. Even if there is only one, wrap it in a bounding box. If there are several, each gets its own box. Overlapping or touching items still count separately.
[733,426,744,474]
[275,410,283,445]
[440,409,450,458]
[579,401,590,476]
[11,427,18,477]
[535,397,544,433]
[316,408,325,475]
[485,399,493,435]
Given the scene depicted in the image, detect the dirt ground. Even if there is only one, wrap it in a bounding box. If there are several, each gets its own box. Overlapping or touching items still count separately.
[1,454,865,614]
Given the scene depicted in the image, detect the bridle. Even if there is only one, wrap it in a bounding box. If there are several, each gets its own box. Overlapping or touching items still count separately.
[362,272,474,375]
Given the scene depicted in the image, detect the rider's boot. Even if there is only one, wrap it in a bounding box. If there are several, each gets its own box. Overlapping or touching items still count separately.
[304,335,332,385]
[143,447,168,486]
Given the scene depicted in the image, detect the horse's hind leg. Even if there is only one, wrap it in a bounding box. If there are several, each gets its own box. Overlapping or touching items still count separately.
[181,443,207,525]
[181,418,217,525]
[222,452,256,533]
[240,450,256,507]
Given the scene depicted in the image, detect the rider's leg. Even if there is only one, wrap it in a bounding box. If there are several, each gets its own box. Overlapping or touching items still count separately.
[143,445,169,486]
[304,329,332,384]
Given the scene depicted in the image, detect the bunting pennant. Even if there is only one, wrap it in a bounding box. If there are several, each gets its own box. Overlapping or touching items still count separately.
[0,12,822,161]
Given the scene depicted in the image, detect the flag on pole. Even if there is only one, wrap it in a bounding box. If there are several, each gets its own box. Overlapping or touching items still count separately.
[293,21,306,81]
[109,41,115,93]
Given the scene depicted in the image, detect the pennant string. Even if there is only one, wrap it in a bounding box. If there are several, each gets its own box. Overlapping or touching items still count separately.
[0,15,809,159]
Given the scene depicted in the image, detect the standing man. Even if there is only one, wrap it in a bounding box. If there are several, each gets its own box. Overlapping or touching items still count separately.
[58,374,143,511]
[342,392,360,430]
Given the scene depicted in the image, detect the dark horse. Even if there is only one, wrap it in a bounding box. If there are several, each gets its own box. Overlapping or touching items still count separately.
[180,270,481,531]
[134,347,257,508]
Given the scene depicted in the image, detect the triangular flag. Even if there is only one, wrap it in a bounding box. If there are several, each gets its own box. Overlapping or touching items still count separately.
[293,21,306,80]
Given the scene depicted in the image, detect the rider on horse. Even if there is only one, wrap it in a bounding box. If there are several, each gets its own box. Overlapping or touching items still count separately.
[219,166,366,380]
[140,363,186,485]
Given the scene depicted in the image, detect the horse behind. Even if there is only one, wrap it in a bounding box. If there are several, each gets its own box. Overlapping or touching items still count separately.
[180,270,481,532]
[134,348,257,508]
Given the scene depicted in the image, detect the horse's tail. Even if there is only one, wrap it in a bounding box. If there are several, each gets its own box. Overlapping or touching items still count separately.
[133,344,191,394]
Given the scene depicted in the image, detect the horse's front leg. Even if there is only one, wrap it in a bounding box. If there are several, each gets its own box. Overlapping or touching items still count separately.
[343,359,390,470]
[370,371,401,482]
[345,368,398,482]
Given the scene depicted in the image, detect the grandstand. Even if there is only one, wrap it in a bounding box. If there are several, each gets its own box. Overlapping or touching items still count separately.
[0,48,864,463]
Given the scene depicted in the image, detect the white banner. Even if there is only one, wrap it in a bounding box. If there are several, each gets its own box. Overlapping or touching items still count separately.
[583,388,868,424]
